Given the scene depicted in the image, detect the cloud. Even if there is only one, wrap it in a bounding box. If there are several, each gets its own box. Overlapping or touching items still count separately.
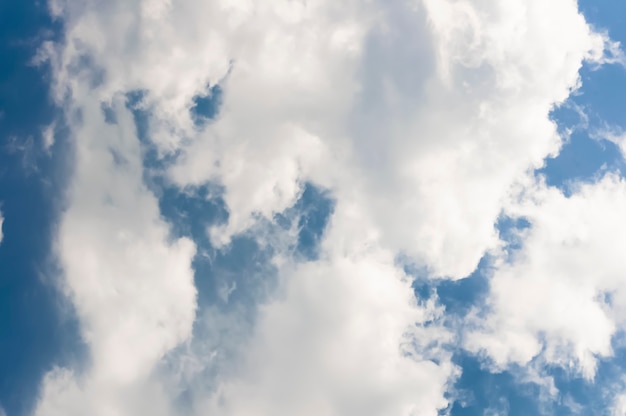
[196,237,457,415]
[45,0,608,278]
[33,0,621,414]
[0,209,3,245]
[467,174,626,378]
[41,123,55,151]
[592,124,626,158]
[612,385,626,416]
[34,94,197,413]
[165,0,608,279]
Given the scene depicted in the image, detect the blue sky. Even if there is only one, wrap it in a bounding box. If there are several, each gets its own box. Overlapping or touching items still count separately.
[3,1,626,415]
[0,2,79,415]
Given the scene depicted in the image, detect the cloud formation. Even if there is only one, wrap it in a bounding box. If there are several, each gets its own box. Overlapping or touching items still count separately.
[32,0,624,414]
[35,92,197,414]
[468,173,626,379]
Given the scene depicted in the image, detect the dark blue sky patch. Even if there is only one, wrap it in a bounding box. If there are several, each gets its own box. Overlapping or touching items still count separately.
[435,257,491,319]
[0,175,83,414]
[150,180,232,308]
[208,235,277,306]
[147,170,278,404]
[268,182,335,262]
[125,90,150,140]
[496,215,531,259]
[0,1,84,414]
[549,101,588,137]
[191,84,222,126]
[573,64,626,130]
[129,84,283,355]
[448,355,546,416]
[580,0,626,39]
[157,183,228,245]
[151,182,336,371]
[291,183,334,261]
[154,180,335,388]
[538,24,626,195]
[400,256,435,301]
[578,0,626,130]
[101,101,117,124]
[405,253,492,321]
[541,90,626,196]
[153,178,275,317]
[446,347,626,415]
[545,337,626,415]
[180,235,279,401]
[539,131,624,196]
[548,366,596,413]
[0,2,61,141]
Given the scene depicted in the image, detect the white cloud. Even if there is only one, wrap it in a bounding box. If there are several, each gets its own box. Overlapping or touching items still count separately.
[612,385,626,416]
[467,174,626,378]
[614,395,626,416]
[41,123,55,151]
[592,124,626,158]
[45,0,609,278]
[33,0,621,414]
[196,231,457,415]
[34,92,197,413]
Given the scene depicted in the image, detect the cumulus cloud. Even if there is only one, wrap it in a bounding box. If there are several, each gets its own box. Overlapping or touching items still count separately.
[196,236,457,415]
[44,0,609,278]
[33,0,622,414]
[167,0,607,279]
[35,92,198,413]
[467,174,626,378]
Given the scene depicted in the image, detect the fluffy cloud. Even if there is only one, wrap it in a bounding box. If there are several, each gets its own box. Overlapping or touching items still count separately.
[467,174,626,378]
[0,209,3,245]
[196,230,457,415]
[33,0,620,414]
[168,0,608,279]
[46,0,609,278]
[35,91,197,413]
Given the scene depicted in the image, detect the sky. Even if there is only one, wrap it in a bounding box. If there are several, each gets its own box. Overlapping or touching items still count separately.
[2,0,626,415]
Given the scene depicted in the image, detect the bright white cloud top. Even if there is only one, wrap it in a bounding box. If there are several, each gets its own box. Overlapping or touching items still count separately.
[30,0,626,415]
